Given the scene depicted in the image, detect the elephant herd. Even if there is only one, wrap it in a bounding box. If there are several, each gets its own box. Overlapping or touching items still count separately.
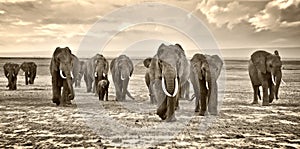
[3,62,37,90]
[2,44,284,122]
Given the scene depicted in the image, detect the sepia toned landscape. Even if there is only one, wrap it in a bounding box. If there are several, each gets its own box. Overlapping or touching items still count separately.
[0,57,299,148]
[1,0,300,148]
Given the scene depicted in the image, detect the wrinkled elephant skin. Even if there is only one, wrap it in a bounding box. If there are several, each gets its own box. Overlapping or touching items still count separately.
[190,54,223,116]
[110,55,134,101]
[143,43,190,122]
[248,50,282,106]
[50,47,76,106]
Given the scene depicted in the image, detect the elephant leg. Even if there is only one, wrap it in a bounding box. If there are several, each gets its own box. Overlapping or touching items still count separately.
[199,79,208,116]
[94,77,99,95]
[184,81,190,100]
[252,85,259,104]
[12,77,17,90]
[112,75,121,101]
[105,87,109,101]
[175,87,180,111]
[52,74,61,105]
[166,97,176,122]
[25,72,29,85]
[262,80,269,106]
[32,70,36,84]
[121,79,128,101]
[145,73,154,104]
[268,78,274,103]
[149,81,156,104]
[208,81,218,115]
[157,98,167,120]
[180,81,189,100]
[92,79,96,93]
[61,80,69,106]
[87,76,93,93]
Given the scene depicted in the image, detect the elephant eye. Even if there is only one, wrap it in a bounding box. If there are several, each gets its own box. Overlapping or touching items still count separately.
[269,64,273,68]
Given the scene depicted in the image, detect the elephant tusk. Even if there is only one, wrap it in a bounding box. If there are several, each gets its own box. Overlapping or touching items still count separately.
[271,75,276,85]
[281,79,286,85]
[206,81,209,89]
[161,77,178,97]
[173,77,179,97]
[121,73,125,81]
[60,70,67,79]
[70,71,74,79]
[103,73,106,77]
[94,72,98,77]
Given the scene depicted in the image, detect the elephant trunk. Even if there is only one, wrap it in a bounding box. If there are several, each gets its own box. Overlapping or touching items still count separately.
[67,76,75,100]
[162,75,178,97]
[60,69,75,100]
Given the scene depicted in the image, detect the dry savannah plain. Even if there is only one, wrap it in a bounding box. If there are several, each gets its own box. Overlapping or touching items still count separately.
[0,57,299,148]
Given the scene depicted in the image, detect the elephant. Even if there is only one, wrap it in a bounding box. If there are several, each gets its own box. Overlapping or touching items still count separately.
[20,62,37,85]
[97,76,109,101]
[83,54,109,93]
[248,50,282,106]
[3,63,20,90]
[50,47,76,106]
[74,61,85,87]
[143,43,190,122]
[189,54,223,116]
[110,54,135,101]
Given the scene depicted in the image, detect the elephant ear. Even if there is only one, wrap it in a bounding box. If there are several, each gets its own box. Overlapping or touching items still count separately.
[211,55,223,79]
[129,58,134,77]
[157,43,167,56]
[191,54,206,80]
[175,43,183,50]
[3,64,8,77]
[14,65,20,75]
[104,60,109,75]
[143,58,152,68]
[251,51,268,74]
[65,47,72,54]
[110,58,116,72]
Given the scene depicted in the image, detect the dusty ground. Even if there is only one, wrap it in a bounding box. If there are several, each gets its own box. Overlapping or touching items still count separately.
[0,58,299,148]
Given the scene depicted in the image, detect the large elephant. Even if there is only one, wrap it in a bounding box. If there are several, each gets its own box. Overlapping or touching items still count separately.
[110,54,135,101]
[20,62,37,85]
[189,54,223,116]
[143,43,190,122]
[248,50,282,106]
[50,47,76,106]
[3,63,20,90]
[83,54,109,93]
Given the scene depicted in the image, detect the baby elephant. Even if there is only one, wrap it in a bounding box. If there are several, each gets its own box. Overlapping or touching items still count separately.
[97,78,109,101]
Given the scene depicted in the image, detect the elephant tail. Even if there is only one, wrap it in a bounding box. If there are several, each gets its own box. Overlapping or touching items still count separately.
[126,90,135,100]
[187,94,196,101]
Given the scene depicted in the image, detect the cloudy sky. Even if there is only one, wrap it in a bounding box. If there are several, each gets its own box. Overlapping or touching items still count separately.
[0,0,299,58]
